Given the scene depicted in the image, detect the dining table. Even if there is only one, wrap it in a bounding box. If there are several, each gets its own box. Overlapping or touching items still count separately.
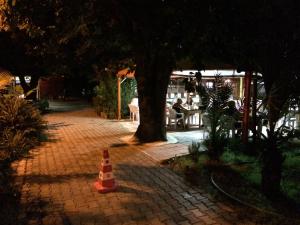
[184,107,203,129]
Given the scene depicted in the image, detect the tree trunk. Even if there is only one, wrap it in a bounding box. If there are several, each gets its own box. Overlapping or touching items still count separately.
[261,72,289,197]
[261,143,284,197]
[134,50,173,143]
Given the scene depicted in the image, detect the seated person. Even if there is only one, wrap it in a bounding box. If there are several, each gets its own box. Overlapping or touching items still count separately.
[224,101,241,120]
[186,96,193,106]
[224,101,242,133]
[172,98,186,118]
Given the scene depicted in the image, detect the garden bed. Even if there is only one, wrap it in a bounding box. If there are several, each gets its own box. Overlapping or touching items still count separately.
[162,151,300,225]
[0,164,20,225]
[0,95,48,224]
[211,165,300,217]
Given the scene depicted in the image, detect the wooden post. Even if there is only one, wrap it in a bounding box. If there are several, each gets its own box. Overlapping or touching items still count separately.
[36,79,40,100]
[117,77,121,120]
[252,73,258,144]
[239,77,243,99]
[242,71,252,144]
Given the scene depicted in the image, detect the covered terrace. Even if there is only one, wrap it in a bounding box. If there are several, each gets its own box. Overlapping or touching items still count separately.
[116,68,299,143]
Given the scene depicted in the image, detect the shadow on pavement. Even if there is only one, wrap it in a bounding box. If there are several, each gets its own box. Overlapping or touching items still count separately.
[47,100,90,113]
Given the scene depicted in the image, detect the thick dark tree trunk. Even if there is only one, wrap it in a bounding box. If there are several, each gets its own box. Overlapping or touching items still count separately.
[134,50,173,142]
[260,71,290,197]
[261,140,284,197]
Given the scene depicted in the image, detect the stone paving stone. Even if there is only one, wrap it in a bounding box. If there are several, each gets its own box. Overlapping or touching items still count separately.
[13,105,256,225]
[190,208,205,217]
[198,215,217,225]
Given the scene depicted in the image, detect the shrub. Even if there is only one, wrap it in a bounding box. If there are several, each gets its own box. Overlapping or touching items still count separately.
[93,69,136,119]
[221,149,256,165]
[93,74,117,118]
[34,99,49,113]
[92,96,103,115]
[121,78,137,116]
[203,134,228,161]
[188,142,202,162]
[0,95,46,162]
[196,75,232,161]
[1,129,28,160]
[226,137,241,152]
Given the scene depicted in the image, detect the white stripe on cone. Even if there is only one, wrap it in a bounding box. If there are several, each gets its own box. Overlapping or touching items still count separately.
[99,171,114,180]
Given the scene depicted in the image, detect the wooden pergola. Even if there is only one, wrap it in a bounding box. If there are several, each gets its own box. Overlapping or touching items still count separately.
[116,68,135,120]
[171,69,247,99]
[116,68,260,144]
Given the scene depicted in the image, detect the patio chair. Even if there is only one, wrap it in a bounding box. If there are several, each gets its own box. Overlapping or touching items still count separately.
[286,113,297,129]
[128,104,139,121]
[220,115,236,138]
[296,113,300,129]
[201,113,211,139]
[185,104,197,126]
[167,108,185,129]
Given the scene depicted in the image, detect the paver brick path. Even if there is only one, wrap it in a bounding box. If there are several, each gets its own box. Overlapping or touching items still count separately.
[13,105,255,225]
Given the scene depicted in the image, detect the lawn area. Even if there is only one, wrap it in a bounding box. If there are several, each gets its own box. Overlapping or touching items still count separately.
[219,149,300,212]
[163,141,300,225]
[220,146,300,206]
[222,142,300,204]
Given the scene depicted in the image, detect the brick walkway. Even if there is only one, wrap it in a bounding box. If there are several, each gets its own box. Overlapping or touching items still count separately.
[13,104,255,225]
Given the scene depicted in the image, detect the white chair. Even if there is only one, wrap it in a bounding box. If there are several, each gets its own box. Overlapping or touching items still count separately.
[128,104,134,121]
[186,105,197,126]
[201,113,211,139]
[128,104,139,122]
[286,113,296,128]
[220,115,236,138]
[167,108,185,129]
[130,97,138,106]
[296,113,300,129]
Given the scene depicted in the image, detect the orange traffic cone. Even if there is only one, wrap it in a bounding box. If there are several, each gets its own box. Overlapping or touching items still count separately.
[94,149,117,193]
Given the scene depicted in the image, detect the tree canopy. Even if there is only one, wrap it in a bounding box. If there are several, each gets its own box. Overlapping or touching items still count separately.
[0,0,299,129]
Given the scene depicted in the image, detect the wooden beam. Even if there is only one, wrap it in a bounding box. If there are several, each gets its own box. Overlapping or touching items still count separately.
[117,77,121,120]
[36,79,41,100]
[239,77,244,99]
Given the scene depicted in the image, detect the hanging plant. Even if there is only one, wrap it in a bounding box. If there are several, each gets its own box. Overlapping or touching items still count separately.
[195,71,202,83]
[184,78,195,93]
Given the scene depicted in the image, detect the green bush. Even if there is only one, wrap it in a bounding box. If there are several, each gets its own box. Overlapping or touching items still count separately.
[121,78,137,116]
[93,71,136,118]
[35,99,49,113]
[203,134,228,161]
[196,75,232,161]
[0,95,46,162]
[221,149,256,165]
[188,142,202,162]
[93,74,117,118]
[0,129,27,160]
